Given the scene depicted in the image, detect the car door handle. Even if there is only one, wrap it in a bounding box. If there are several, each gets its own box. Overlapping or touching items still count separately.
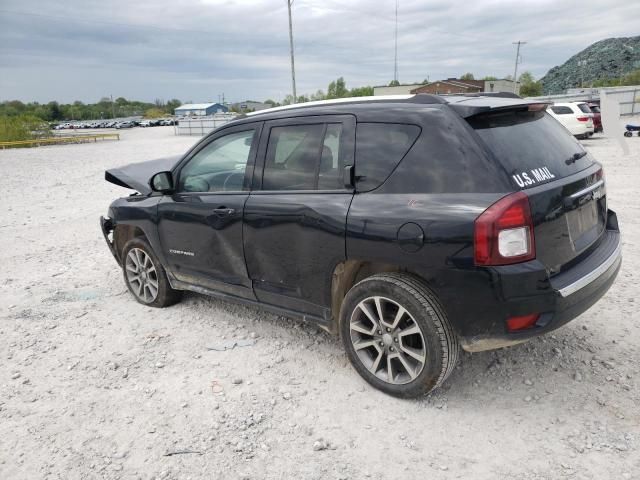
[213,207,235,216]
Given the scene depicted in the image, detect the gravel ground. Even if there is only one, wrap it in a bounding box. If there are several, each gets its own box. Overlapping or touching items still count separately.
[0,127,638,480]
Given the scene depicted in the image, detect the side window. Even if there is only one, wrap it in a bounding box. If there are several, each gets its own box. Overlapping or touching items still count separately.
[355,123,420,192]
[318,123,343,190]
[179,129,255,193]
[550,106,573,115]
[262,123,344,191]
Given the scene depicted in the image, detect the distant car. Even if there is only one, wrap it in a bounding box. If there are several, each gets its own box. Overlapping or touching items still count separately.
[588,103,603,132]
[139,120,152,128]
[547,102,595,139]
[115,121,134,129]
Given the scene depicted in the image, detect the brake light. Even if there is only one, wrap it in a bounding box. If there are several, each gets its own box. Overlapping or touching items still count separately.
[577,116,589,122]
[507,314,540,332]
[474,192,535,266]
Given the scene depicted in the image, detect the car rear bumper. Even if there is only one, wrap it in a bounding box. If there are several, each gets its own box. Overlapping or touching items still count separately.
[459,210,621,352]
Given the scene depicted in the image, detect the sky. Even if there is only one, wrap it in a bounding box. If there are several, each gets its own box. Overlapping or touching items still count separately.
[0,0,638,104]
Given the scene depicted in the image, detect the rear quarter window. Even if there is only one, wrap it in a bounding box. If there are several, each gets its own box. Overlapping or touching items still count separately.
[577,103,592,114]
[550,106,573,115]
[355,123,420,191]
[468,110,594,188]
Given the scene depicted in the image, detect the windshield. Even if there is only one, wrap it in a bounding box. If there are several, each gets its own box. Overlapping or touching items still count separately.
[468,110,594,189]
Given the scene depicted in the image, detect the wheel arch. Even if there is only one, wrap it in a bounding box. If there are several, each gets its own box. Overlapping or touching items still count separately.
[330,260,430,334]
[113,224,149,263]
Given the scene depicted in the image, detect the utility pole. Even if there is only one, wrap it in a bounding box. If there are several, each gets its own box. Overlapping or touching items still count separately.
[393,0,399,83]
[110,94,116,119]
[287,0,297,103]
[512,41,526,93]
[578,60,586,88]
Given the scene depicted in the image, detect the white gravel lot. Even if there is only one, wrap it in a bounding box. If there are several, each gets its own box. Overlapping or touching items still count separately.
[0,126,638,480]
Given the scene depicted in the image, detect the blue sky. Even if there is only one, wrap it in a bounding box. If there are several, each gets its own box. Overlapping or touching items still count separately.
[0,0,638,104]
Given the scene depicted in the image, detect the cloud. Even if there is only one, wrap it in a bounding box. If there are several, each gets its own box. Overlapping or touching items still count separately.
[0,0,638,103]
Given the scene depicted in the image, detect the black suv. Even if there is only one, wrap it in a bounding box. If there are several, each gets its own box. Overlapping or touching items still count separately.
[101,94,621,398]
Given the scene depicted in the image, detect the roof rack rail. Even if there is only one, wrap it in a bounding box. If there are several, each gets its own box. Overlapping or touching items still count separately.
[462,92,523,99]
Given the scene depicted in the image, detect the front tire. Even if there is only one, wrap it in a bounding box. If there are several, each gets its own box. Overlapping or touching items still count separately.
[340,273,459,398]
[121,237,182,308]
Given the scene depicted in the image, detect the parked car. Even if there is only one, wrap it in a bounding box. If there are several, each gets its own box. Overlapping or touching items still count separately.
[588,103,603,132]
[547,102,595,139]
[115,121,134,129]
[139,120,152,127]
[101,94,621,398]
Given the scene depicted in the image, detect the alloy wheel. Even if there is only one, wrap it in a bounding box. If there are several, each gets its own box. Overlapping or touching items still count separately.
[349,296,427,385]
[125,248,159,303]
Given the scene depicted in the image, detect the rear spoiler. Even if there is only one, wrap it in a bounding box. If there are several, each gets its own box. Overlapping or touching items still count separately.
[447,98,552,118]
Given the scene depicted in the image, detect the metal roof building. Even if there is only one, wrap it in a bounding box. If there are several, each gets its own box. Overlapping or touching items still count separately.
[174,103,229,116]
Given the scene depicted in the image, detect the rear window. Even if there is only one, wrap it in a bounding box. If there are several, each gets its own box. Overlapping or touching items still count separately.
[468,110,593,188]
[550,106,573,115]
[577,103,592,114]
[355,123,420,191]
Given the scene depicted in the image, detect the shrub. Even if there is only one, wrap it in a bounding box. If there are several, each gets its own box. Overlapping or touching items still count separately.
[0,115,51,142]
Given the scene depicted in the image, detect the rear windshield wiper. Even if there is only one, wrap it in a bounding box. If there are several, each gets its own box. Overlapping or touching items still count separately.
[565,151,587,165]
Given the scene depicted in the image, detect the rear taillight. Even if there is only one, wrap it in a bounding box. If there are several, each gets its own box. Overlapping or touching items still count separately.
[577,116,590,122]
[474,192,535,266]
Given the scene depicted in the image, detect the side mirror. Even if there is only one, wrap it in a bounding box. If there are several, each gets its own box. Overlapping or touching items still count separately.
[150,171,174,193]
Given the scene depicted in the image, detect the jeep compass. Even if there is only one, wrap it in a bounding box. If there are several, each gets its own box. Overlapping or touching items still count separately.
[101,94,621,398]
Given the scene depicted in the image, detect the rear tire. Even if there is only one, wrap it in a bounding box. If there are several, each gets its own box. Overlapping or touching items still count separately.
[121,237,182,308]
[340,273,459,398]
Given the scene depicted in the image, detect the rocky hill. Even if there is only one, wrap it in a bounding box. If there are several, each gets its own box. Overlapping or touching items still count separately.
[541,36,640,94]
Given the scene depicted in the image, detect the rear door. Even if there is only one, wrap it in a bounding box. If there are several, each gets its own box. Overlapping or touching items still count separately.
[243,115,355,319]
[468,108,607,273]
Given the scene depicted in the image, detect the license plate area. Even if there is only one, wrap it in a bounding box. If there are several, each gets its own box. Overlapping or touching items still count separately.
[567,197,606,252]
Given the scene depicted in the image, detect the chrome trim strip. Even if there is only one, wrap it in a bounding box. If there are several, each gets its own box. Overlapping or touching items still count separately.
[558,241,622,297]
[569,179,604,199]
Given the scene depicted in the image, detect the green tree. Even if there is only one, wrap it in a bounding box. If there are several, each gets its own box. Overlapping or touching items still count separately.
[144,108,166,118]
[165,99,182,114]
[327,77,349,99]
[460,72,475,80]
[46,101,63,121]
[349,86,374,97]
[518,71,542,97]
[264,99,279,107]
[482,76,498,81]
[282,94,295,105]
[388,79,400,86]
[310,90,326,101]
[0,114,50,142]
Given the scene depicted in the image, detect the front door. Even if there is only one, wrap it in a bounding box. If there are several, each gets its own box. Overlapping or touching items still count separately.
[157,123,262,299]
[243,115,355,319]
